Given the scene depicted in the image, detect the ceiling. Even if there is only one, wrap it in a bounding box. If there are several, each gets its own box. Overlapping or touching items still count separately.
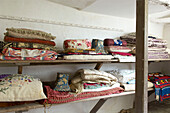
[48,0,170,22]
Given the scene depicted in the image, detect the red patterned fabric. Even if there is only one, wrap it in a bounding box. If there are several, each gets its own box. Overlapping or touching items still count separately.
[44,86,124,104]
[0,54,57,60]
[4,36,56,46]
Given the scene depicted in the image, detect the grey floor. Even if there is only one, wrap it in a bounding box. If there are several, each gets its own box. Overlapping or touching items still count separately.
[119,99,170,113]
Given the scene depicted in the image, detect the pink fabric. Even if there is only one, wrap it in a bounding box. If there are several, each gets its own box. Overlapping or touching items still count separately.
[44,86,124,104]
[110,52,132,56]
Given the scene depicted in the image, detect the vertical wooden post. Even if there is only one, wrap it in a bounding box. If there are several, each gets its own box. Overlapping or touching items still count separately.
[18,66,23,74]
[135,0,148,113]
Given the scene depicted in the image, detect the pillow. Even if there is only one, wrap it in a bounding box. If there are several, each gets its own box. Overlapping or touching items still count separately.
[0,74,47,102]
[92,39,106,54]
[53,73,71,91]
[5,28,56,40]
[63,39,91,50]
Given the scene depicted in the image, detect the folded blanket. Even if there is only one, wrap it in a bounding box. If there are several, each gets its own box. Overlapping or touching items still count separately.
[0,54,57,60]
[5,28,56,40]
[82,83,120,92]
[63,55,114,60]
[75,69,118,81]
[81,74,112,82]
[44,85,124,104]
[107,69,135,84]
[0,41,57,52]
[4,36,56,46]
[70,82,120,93]
[2,48,57,58]
[105,46,131,53]
[64,39,91,50]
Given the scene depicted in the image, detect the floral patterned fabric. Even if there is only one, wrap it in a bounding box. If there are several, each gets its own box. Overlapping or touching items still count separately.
[64,39,91,50]
[0,74,46,101]
[2,48,58,58]
[0,54,57,60]
[53,73,71,91]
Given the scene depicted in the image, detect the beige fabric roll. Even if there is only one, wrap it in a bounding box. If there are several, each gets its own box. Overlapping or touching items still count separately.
[70,83,83,94]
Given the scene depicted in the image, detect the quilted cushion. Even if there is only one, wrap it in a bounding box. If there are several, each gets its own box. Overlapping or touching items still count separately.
[0,74,46,102]
[53,73,71,91]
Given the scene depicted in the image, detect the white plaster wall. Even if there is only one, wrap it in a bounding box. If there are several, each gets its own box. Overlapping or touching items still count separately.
[0,0,165,113]
[163,24,170,48]
[161,24,170,75]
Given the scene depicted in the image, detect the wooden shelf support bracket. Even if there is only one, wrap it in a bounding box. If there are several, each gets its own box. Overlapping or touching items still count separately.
[90,98,108,113]
[94,62,103,70]
[18,65,23,74]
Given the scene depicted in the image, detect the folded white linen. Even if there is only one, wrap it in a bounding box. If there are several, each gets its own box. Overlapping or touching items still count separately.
[122,81,153,91]
[63,55,114,60]
[76,69,118,81]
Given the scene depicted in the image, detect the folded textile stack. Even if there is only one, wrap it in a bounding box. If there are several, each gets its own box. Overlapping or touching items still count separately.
[107,69,153,91]
[70,69,120,93]
[148,72,170,101]
[0,28,58,60]
[120,33,169,59]
[120,33,136,48]
[104,38,135,62]
[148,38,169,59]
[61,39,113,60]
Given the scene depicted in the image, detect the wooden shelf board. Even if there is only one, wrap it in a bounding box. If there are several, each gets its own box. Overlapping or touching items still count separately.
[0,102,43,113]
[148,59,170,62]
[0,59,119,66]
[0,88,154,113]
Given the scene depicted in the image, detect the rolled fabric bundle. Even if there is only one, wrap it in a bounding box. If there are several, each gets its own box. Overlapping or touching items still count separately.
[63,39,91,50]
[4,36,56,46]
[71,75,82,84]
[92,39,106,54]
[104,39,114,46]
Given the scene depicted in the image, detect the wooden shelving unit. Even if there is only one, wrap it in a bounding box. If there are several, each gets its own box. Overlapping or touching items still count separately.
[0,88,154,113]
[0,59,158,113]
